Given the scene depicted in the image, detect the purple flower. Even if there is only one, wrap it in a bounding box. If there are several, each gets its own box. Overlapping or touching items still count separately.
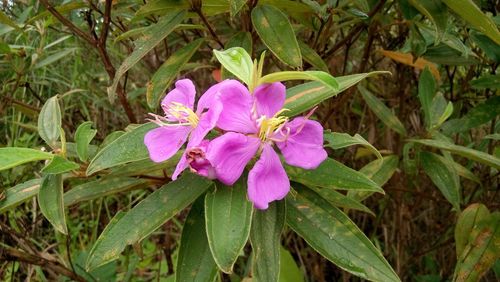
[144,79,222,165]
[206,81,327,209]
[172,140,216,180]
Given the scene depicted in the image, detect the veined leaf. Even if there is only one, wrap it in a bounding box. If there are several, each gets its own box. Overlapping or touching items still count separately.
[176,196,218,282]
[205,179,253,273]
[86,123,156,175]
[0,179,41,213]
[286,187,400,282]
[214,47,253,85]
[252,5,302,67]
[442,96,500,134]
[0,148,53,171]
[147,38,204,108]
[409,139,500,170]
[41,155,79,174]
[251,201,286,282]
[38,96,62,148]
[86,174,212,270]
[324,131,382,160]
[286,158,384,193]
[284,71,390,117]
[442,0,500,45]
[75,121,97,162]
[455,203,490,258]
[420,152,461,210]
[307,185,374,215]
[298,41,329,72]
[409,0,448,44]
[230,0,247,17]
[380,50,440,80]
[358,85,407,136]
[259,71,338,91]
[418,68,436,129]
[64,178,150,206]
[28,1,86,23]
[108,10,186,102]
[33,48,76,69]
[38,174,67,234]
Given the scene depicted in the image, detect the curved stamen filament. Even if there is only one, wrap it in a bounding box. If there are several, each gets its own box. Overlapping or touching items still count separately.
[257,109,290,141]
[164,102,199,126]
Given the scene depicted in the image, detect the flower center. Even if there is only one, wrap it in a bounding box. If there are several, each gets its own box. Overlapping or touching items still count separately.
[165,102,199,127]
[257,109,289,141]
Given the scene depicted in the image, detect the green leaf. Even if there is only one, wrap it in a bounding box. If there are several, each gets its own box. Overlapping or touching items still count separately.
[64,178,149,206]
[470,74,500,90]
[442,0,500,45]
[324,131,382,160]
[409,0,448,44]
[108,10,186,102]
[75,121,97,162]
[230,0,247,17]
[86,174,212,270]
[147,38,204,108]
[455,203,490,258]
[28,1,87,23]
[33,48,76,69]
[226,32,253,54]
[259,71,338,91]
[470,31,500,63]
[205,179,253,273]
[176,196,218,282]
[420,152,461,210]
[0,147,53,171]
[214,47,254,85]
[418,68,436,129]
[251,5,302,67]
[286,158,384,193]
[454,212,500,282]
[409,139,500,170]
[41,155,79,174]
[38,96,62,148]
[251,201,286,282]
[283,71,390,117]
[278,247,303,282]
[298,41,329,72]
[38,174,67,234]
[286,186,400,282]
[358,85,407,136]
[0,10,21,30]
[86,123,156,175]
[348,155,399,202]
[307,185,374,216]
[442,96,500,134]
[0,179,41,213]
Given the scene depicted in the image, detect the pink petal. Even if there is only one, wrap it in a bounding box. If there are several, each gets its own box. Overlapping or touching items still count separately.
[144,126,191,163]
[188,96,223,146]
[248,144,290,210]
[161,79,196,114]
[212,80,257,134]
[254,82,286,118]
[172,152,189,180]
[206,132,260,185]
[275,117,327,169]
[172,140,215,180]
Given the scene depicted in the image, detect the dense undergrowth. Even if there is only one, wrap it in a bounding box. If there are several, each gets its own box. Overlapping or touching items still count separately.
[1,1,499,281]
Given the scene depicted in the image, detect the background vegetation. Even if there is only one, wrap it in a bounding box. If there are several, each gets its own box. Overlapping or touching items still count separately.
[0,0,499,281]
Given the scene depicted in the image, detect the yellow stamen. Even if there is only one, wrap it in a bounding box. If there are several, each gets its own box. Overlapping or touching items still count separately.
[258,109,289,141]
[165,102,199,127]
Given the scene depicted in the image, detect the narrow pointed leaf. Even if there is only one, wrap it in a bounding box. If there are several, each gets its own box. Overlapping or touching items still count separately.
[108,10,186,101]
[0,148,53,171]
[408,0,448,43]
[86,174,212,270]
[75,121,97,162]
[86,123,156,175]
[38,96,62,148]
[455,203,490,258]
[358,85,407,136]
[324,132,382,160]
[259,71,338,91]
[41,155,79,174]
[252,5,302,67]
[38,174,67,234]
[205,179,253,273]
[176,197,218,282]
[286,158,384,193]
[298,41,328,72]
[410,139,500,170]
[251,201,286,282]
[284,71,389,117]
[0,179,41,213]
[286,186,400,282]
[147,38,204,108]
